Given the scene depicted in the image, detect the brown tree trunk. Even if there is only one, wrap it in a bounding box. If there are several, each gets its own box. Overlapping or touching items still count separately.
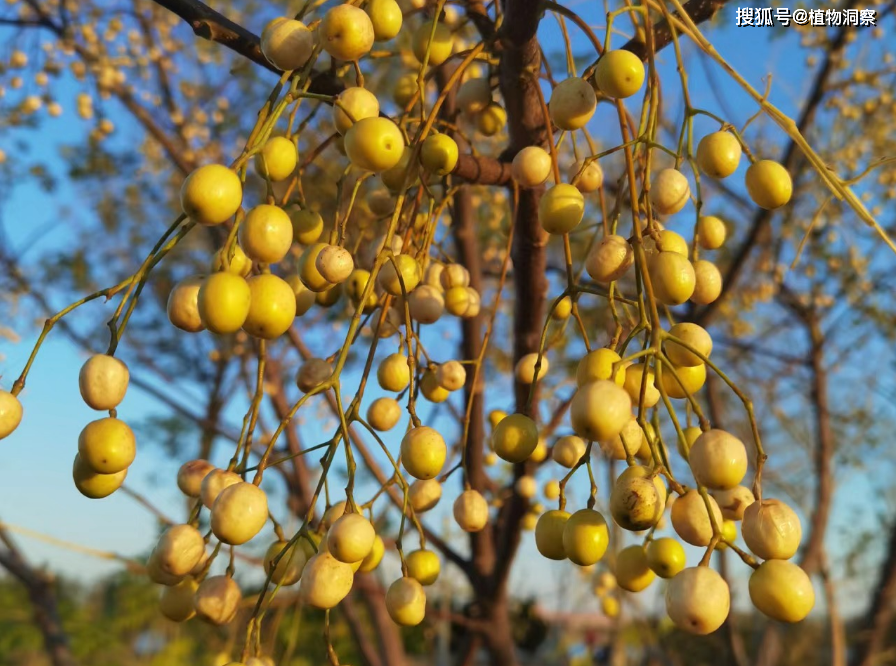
[850,517,896,666]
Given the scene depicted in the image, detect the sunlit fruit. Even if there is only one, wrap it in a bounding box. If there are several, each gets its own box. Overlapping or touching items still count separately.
[516,475,537,499]
[650,169,690,216]
[610,465,667,531]
[254,136,297,181]
[243,274,296,339]
[476,103,506,136]
[239,205,292,264]
[358,535,385,572]
[300,551,354,609]
[159,577,198,622]
[155,524,205,577]
[665,323,712,367]
[386,577,426,626]
[291,208,324,245]
[167,276,206,332]
[585,235,634,282]
[319,4,375,61]
[594,50,645,99]
[401,426,447,480]
[552,296,572,319]
[194,575,241,625]
[644,229,689,258]
[742,498,801,560]
[552,435,586,468]
[697,215,727,250]
[696,131,742,179]
[392,73,418,108]
[78,354,129,411]
[366,0,402,41]
[601,596,620,618]
[646,537,686,578]
[539,183,584,234]
[688,429,747,490]
[671,489,723,547]
[322,502,347,530]
[622,364,660,408]
[649,251,696,305]
[420,369,450,403]
[576,348,625,387]
[749,559,815,622]
[615,545,654,592]
[147,548,183,586]
[78,417,135,474]
[691,260,722,305]
[327,513,375,563]
[315,245,354,285]
[562,509,609,566]
[72,453,127,498]
[412,21,452,66]
[512,146,552,188]
[211,482,268,545]
[713,485,755,521]
[492,413,538,463]
[298,243,333,292]
[296,358,332,392]
[211,243,252,277]
[549,77,596,130]
[377,353,411,392]
[600,416,644,460]
[180,164,242,226]
[665,566,730,634]
[200,468,241,508]
[436,360,466,391]
[408,285,445,323]
[415,134,458,177]
[514,352,549,384]
[198,273,251,334]
[406,548,440,585]
[535,510,570,560]
[260,18,313,71]
[264,540,307,585]
[454,489,488,532]
[378,254,421,295]
[368,397,402,431]
[570,380,632,441]
[569,159,603,192]
[440,263,470,289]
[657,362,706,399]
[409,478,442,513]
[718,519,737,549]
[745,160,792,209]
[344,117,405,172]
[333,86,380,135]
[381,146,418,191]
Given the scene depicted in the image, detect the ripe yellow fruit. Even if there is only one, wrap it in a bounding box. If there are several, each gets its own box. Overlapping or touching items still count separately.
[646,537,686,578]
[622,364,660,408]
[392,73,418,108]
[200,468,241,508]
[521,512,538,531]
[515,475,537,499]
[594,50,645,99]
[72,453,127,498]
[377,353,410,392]
[285,275,317,317]
[358,535,385,572]
[742,498,801,560]
[562,509,609,566]
[378,254,421,296]
[291,208,324,245]
[745,160,792,209]
[615,545,655,592]
[296,358,332,393]
[315,245,354,285]
[316,282,342,308]
[409,478,442,513]
[344,117,405,172]
[386,577,426,626]
[665,567,730,634]
[155,524,205,577]
[436,360,466,391]
[542,479,560,500]
[417,134,457,176]
[319,4,375,61]
[696,131,742,179]
[644,229,689,258]
[570,380,632,441]
[264,540,307,586]
[381,146,419,191]
[440,263,471,289]
[333,86,380,135]
[514,352,549,384]
[610,465,667,531]
[576,348,625,387]
[665,323,712,367]
[749,560,815,622]
[420,369,450,403]
[492,413,538,463]
[713,485,755,521]
[650,168,690,216]
[211,482,268,545]
[79,354,129,411]
[408,285,445,323]
[454,489,488,532]
[322,502,347,530]
[552,435,586,468]
[78,417,135,474]
[210,243,252,276]
[406,548,440,585]
[691,259,722,305]
[600,416,643,461]
[167,275,205,333]
[697,215,727,250]
[457,77,491,115]
[475,103,506,136]
[412,22,452,66]
[260,19,313,71]
[194,575,241,625]
[552,296,572,320]
[718,518,738,549]
[401,426,447,479]
[239,205,293,264]
[366,0,402,41]
[671,489,723,546]
[657,362,706,399]
[198,273,251,334]
[327,513,376,563]
[159,577,198,622]
[300,551,355,609]
[549,77,596,130]
[367,397,402,431]
[243,274,296,339]
[180,164,242,226]
[569,159,603,193]
[649,251,696,305]
[254,136,297,182]
[488,409,507,430]
[146,548,183,586]
[535,510,570,560]
[539,183,584,234]
[585,235,634,283]
[511,146,552,189]
[601,595,620,618]
[689,429,747,490]
[298,243,333,293]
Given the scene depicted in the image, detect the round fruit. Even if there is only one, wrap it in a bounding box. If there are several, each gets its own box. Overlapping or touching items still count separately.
[552,435,586,468]
[649,251,696,305]
[646,537,686,578]
[644,229,689,258]
[562,509,609,566]
[594,50,645,99]
[167,275,205,332]
[601,596,620,618]
[239,204,293,264]
[392,73,418,108]
[549,77,596,130]
[406,549,440,585]
[585,235,633,283]
[749,559,815,622]
[298,243,333,292]
[409,478,442,513]
[696,131,742,179]
[691,260,722,305]
[381,146,418,191]
[742,498,801,560]
[543,479,560,500]
[650,168,690,216]
[512,146,552,188]
[78,354,129,411]
[254,136,297,182]
[516,475,537,499]
[260,18,313,71]
[327,513,375,563]
[657,362,706,399]
[539,184,584,234]
[198,273,251,334]
[552,296,572,320]
[211,482,268,545]
[665,567,730,634]
[419,133,458,175]
[436,360,466,391]
[570,380,632,441]
[78,417,135,474]
[377,353,410,392]
[408,285,445,323]
[401,426,447,480]
[146,548,183,586]
[72,453,127,498]
[514,352,549,384]
[291,208,324,245]
[610,465,666,531]
[576,348,625,387]
[697,215,727,250]
[200,468,241,508]
[671,489,723,547]
[622,364,660,408]
[319,4,374,61]
[358,535,385,572]
[333,86,380,135]
[745,160,792,209]
[535,510,570,560]
[264,540,306,585]
[412,22,452,66]
[315,245,354,285]
[454,490,488,532]
[367,397,402,431]
[666,323,712,367]
[296,358,332,392]
[475,103,506,136]
[569,159,603,193]
[243,274,297,339]
[385,577,426,626]
[689,429,748,490]
[194,575,241,625]
[420,369,449,403]
[155,524,206,577]
[300,551,354,609]
[322,502,347,530]
[159,578,198,622]
[713,485,755,521]
[601,416,644,461]
[491,414,538,463]
[366,0,402,41]
[180,164,242,226]
[615,545,654,592]
[212,243,252,276]
[440,263,470,289]
[378,254,421,295]
[456,77,491,115]
[345,117,405,172]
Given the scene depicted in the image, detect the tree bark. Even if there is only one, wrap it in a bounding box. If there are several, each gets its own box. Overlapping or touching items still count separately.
[850,517,896,666]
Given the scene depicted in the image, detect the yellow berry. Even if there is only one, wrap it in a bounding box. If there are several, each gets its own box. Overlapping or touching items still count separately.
[549,77,596,130]
[210,482,268,545]
[594,50,645,99]
[78,417,136,474]
[512,146,552,188]
[650,168,691,216]
[454,489,488,532]
[552,435,586,468]
[688,429,747,490]
[610,465,667,531]
[562,509,609,566]
[167,275,206,332]
[665,323,712,367]
[570,380,632,441]
[264,540,307,586]
[195,575,241,625]
[712,485,755,521]
[366,0,402,41]
[367,397,402,431]
[646,537,686,578]
[492,413,538,463]
[198,273,251,334]
[254,137,297,182]
[576,348,626,387]
[539,183,584,234]
[260,19,313,71]
[691,259,722,305]
[72,453,127,498]
[749,560,815,622]
[649,251,696,305]
[671,489,723,547]
[475,103,506,136]
[239,204,293,264]
[401,426,447,480]
[180,164,242,226]
[657,362,706,399]
[585,235,633,283]
[327,513,376,563]
[412,22,453,66]
[697,215,727,250]
[344,117,405,172]
[243,274,297,339]
[377,353,410,392]
[665,566,730,634]
[420,133,458,175]
[358,535,386,572]
[385,577,426,626]
[742,498,801,560]
[535,510,570,560]
[333,86,380,135]
[615,545,654,592]
[409,478,442,513]
[319,5,375,61]
[696,131,742,179]
[78,354,129,411]
[300,552,354,609]
[291,208,324,245]
[745,160,792,209]
[406,549,440,585]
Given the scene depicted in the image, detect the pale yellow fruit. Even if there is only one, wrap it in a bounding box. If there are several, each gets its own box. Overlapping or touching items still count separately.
[650,169,691,216]
[316,283,342,308]
[344,117,405,172]
[358,535,385,572]
[239,204,293,265]
[749,560,815,622]
[406,549,440,585]
[300,552,354,609]
[570,380,632,441]
[194,575,241,625]
[742,498,801,560]
[622,364,660,408]
[319,4,375,61]
[610,465,667,531]
[155,524,205,577]
[488,410,508,430]
[381,146,419,191]
[665,567,730,634]
[539,184,584,234]
[366,0,402,41]
[671,489,723,546]
[147,548,183,586]
[436,360,466,391]
[296,357,332,392]
[665,323,712,367]
[260,19,313,71]
[454,490,488,532]
[167,275,206,332]
[180,164,242,226]
[535,510,570,560]
[298,243,333,292]
[745,160,792,209]
[475,103,506,136]
[386,577,426,626]
[543,479,560,500]
[377,353,410,392]
[552,296,572,320]
[333,86,380,135]
[79,354,129,411]
[585,235,633,283]
[649,252,696,305]
[569,159,603,193]
[264,540,307,585]
[200,468,241,509]
[254,136,297,182]
[412,22,452,66]
[549,77,596,130]
[456,77,491,115]
[562,509,609,566]
[601,596,620,618]
[345,269,377,311]
[689,429,747,490]
[492,413,538,463]
[409,478,442,513]
[600,416,643,460]
[696,131,741,179]
[697,215,727,250]
[322,502,348,530]
[408,285,444,324]
[401,426,447,479]
[515,475,537,499]
[315,245,354,284]
[420,369,450,403]
[646,537,686,578]
[378,254,421,295]
[718,519,738,549]
[72,454,127,499]
[552,435,586,468]
[644,229,689,258]
[440,263,470,289]
[243,274,297,340]
[691,260,722,305]
[576,348,626,387]
[78,418,135,474]
[327,513,375,563]
[211,482,268,545]
[594,50,645,99]
[657,362,706,400]
[512,146,552,188]
[420,133,458,175]
[677,426,702,458]
[198,273,251,334]
[367,397,402,431]
[712,485,755,521]
[615,545,654,592]
[514,352,549,384]
[159,577,198,622]
[291,208,324,245]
